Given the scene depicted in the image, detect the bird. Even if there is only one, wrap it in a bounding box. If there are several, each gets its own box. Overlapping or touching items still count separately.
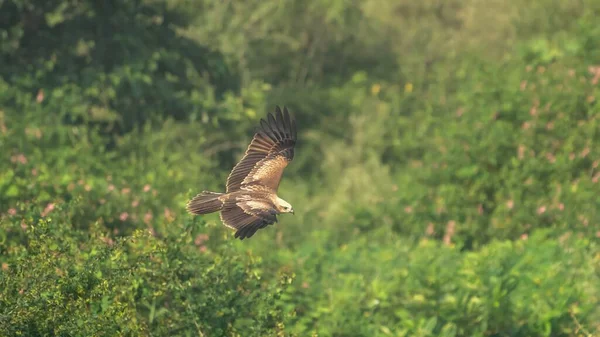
[186,106,297,240]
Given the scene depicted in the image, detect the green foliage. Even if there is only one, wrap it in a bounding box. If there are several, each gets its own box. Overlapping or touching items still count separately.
[0,0,239,135]
[277,230,599,336]
[394,57,600,248]
[1,203,291,336]
[1,0,600,336]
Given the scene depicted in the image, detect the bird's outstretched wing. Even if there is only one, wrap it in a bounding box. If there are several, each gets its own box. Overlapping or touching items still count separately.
[219,199,278,240]
[225,106,297,193]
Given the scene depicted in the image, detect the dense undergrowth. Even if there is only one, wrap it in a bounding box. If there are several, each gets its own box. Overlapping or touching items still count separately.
[1,0,600,336]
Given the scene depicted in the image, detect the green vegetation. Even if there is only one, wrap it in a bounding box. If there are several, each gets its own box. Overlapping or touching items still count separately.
[1,0,600,336]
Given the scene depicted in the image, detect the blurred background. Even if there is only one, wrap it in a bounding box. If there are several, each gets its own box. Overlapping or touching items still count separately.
[1,0,600,336]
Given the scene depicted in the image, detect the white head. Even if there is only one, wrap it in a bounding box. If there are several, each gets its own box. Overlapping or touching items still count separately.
[275,196,294,214]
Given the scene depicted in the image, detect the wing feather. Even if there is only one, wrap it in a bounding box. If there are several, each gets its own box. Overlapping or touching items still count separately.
[225,106,297,192]
[283,107,292,134]
[267,113,279,137]
[219,198,277,240]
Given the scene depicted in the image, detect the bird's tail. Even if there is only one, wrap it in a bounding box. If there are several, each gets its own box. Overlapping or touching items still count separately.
[186,191,225,215]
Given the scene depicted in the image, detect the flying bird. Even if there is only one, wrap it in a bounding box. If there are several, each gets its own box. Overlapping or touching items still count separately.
[186,106,297,240]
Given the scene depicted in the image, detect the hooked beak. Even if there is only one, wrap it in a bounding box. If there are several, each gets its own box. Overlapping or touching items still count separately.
[291,209,295,215]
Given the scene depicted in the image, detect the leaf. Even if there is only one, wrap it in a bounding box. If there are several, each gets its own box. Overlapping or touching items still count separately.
[5,184,19,197]
[440,323,457,337]
[423,316,438,333]
[456,165,479,178]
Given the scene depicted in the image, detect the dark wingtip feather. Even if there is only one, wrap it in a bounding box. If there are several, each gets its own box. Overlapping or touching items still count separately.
[257,105,297,143]
[267,113,282,140]
[275,108,285,135]
[259,119,278,142]
[283,106,297,141]
[234,227,252,240]
[283,107,292,131]
[234,230,243,239]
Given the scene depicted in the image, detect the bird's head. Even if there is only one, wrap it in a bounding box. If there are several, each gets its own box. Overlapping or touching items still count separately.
[275,197,294,214]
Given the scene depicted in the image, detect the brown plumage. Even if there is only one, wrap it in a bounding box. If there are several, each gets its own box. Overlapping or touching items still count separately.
[186,106,297,240]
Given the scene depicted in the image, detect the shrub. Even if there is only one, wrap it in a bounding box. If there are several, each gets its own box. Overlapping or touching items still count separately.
[276,229,600,336]
[0,201,292,336]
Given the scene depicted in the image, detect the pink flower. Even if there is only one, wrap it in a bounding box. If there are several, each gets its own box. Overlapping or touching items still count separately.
[580,148,590,158]
[8,208,16,216]
[506,200,514,209]
[143,184,151,192]
[144,212,153,224]
[520,81,527,91]
[164,208,174,222]
[131,200,139,208]
[529,106,537,116]
[119,212,129,221]
[36,89,44,103]
[41,203,55,217]
[101,237,114,246]
[520,233,528,240]
[443,221,456,246]
[425,223,435,236]
[537,206,546,215]
[10,154,28,164]
[195,234,209,246]
[518,145,526,160]
[589,65,600,77]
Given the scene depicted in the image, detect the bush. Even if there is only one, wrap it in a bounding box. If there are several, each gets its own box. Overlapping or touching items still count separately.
[0,202,292,336]
[276,229,599,336]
